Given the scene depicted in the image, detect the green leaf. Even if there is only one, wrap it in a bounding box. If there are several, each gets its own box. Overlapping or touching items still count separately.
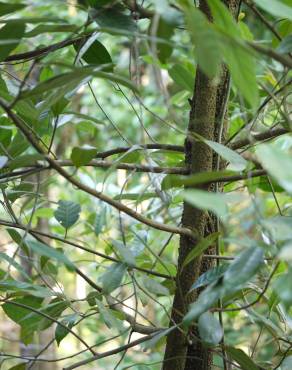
[256,143,292,193]
[226,346,259,370]
[91,6,137,33]
[183,190,228,218]
[198,311,223,346]
[182,232,220,270]
[254,0,292,20]
[8,153,44,170]
[0,279,53,298]
[224,247,264,287]
[0,21,25,62]
[100,262,127,294]
[25,24,77,37]
[155,18,174,63]
[162,170,234,190]
[169,64,194,92]
[55,314,77,346]
[142,276,169,296]
[111,240,136,267]
[182,3,221,77]
[205,140,248,171]
[184,283,225,324]
[0,252,31,281]
[0,155,8,168]
[26,239,75,270]
[94,206,107,236]
[143,327,176,350]
[75,38,113,71]
[277,34,292,53]
[190,264,228,291]
[0,2,26,17]
[54,200,81,229]
[7,363,26,370]
[95,298,121,329]
[20,67,138,100]
[71,146,97,167]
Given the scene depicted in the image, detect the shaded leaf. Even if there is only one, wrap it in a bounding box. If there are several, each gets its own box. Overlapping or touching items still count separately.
[0,2,26,17]
[226,346,259,370]
[71,146,97,167]
[100,262,127,294]
[183,190,228,218]
[55,314,77,346]
[0,21,25,62]
[26,239,75,270]
[169,64,194,92]
[254,0,292,20]
[182,232,220,270]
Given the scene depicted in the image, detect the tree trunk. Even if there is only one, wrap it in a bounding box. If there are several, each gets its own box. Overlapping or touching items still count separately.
[163,2,240,370]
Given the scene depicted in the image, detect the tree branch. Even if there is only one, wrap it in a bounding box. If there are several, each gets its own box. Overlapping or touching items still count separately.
[0,100,195,240]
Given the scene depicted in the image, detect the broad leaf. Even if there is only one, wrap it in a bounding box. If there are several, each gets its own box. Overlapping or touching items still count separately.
[224,247,264,287]
[26,239,75,270]
[256,143,292,193]
[169,64,194,92]
[100,262,127,294]
[254,0,292,20]
[0,2,26,17]
[226,346,259,370]
[190,264,228,291]
[54,200,81,229]
[111,240,136,267]
[183,190,228,218]
[142,277,169,296]
[0,21,25,62]
[55,314,77,346]
[198,311,223,346]
[71,146,97,167]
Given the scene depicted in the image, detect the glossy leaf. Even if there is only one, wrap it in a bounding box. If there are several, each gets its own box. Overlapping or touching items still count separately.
[190,264,228,291]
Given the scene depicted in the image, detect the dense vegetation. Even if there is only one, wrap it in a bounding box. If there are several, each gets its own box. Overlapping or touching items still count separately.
[0,0,291,369]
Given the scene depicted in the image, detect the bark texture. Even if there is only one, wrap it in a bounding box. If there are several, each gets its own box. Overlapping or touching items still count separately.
[163,1,240,370]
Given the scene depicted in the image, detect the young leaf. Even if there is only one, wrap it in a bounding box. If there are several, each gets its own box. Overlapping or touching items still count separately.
[54,200,81,229]
[198,311,223,346]
[182,232,220,270]
[71,146,97,167]
[100,262,127,294]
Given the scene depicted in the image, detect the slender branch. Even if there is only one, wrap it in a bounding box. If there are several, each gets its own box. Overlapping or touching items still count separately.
[0,300,95,355]
[95,143,185,159]
[244,0,282,41]
[0,219,172,279]
[3,35,88,63]
[229,127,289,150]
[248,41,292,69]
[63,332,159,370]
[55,159,188,174]
[0,100,195,239]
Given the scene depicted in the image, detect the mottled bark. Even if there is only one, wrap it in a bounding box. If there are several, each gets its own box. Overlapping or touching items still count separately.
[163,1,240,370]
